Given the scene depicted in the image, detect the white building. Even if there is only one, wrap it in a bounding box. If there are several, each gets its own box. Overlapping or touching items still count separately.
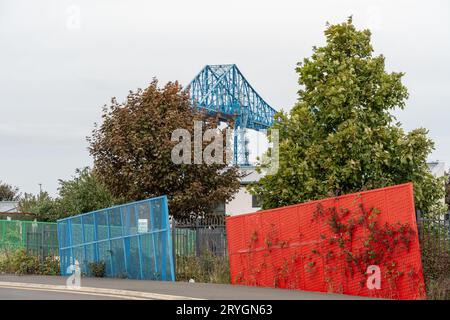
[225,167,263,216]
[427,161,447,211]
[0,201,19,213]
[427,161,446,178]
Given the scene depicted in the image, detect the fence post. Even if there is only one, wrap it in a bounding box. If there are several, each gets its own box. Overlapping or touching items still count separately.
[448,211,450,240]
[41,226,45,260]
[195,219,200,257]
[172,217,176,276]
[21,221,26,248]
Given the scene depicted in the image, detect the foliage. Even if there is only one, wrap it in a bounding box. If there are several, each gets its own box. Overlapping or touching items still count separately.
[250,17,445,214]
[0,249,38,275]
[88,261,106,278]
[175,251,230,284]
[0,249,60,276]
[57,167,118,218]
[308,203,422,298]
[419,229,450,300]
[0,181,20,201]
[19,167,118,221]
[39,256,61,276]
[19,192,61,222]
[426,278,450,300]
[88,79,241,218]
[445,173,450,208]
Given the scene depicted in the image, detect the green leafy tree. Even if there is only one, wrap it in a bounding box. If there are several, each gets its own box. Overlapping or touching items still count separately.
[88,79,240,218]
[19,167,118,221]
[0,181,20,201]
[250,18,445,214]
[19,192,61,222]
[57,167,118,217]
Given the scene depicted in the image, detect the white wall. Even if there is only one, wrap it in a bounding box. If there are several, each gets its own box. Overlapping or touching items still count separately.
[226,186,260,216]
[427,161,447,209]
[429,162,446,178]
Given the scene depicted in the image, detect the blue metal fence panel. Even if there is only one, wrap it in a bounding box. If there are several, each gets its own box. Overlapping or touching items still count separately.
[57,196,175,281]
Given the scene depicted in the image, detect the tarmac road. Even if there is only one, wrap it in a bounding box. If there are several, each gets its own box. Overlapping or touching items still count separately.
[0,287,127,300]
[0,275,370,300]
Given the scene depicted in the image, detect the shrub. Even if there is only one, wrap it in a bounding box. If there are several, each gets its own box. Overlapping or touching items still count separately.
[176,251,230,284]
[39,256,61,276]
[0,249,39,275]
[0,249,60,276]
[420,231,450,299]
[426,278,450,300]
[88,261,106,277]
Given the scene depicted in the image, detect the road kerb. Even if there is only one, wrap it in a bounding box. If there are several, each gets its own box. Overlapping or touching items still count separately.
[0,281,203,300]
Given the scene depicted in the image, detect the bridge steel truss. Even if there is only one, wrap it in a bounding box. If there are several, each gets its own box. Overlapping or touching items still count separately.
[188,64,276,166]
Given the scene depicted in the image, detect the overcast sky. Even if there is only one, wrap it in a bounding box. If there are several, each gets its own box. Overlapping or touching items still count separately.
[1,0,449,196]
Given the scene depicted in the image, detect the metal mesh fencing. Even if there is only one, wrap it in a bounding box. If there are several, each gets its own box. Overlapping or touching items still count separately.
[226,183,425,300]
[57,196,175,281]
[172,215,227,257]
[0,219,58,258]
[416,210,450,282]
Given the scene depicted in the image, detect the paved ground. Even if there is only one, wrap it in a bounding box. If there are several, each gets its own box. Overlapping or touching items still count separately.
[0,274,369,300]
[0,287,126,300]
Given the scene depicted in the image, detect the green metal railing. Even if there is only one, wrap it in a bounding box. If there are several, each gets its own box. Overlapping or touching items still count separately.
[0,219,59,257]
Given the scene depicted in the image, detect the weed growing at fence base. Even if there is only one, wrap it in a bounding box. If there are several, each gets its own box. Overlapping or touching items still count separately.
[0,249,60,276]
[420,231,450,299]
[175,251,230,284]
[88,261,106,278]
[426,278,450,300]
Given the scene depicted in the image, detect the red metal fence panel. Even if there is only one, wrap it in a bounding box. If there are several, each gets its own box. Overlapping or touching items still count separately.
[226,183,426,299]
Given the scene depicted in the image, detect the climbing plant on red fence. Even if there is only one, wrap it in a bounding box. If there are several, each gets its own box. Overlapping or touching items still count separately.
[226,183,426,299]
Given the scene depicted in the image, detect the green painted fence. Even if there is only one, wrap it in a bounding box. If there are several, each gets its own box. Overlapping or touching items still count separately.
[174,228,196,256]
[0,219,59,257]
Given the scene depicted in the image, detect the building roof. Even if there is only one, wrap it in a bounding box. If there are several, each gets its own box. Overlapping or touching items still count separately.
[0,201,19,213]
[239,166,265,185]
[427,161,446,178]
[0,201,36,220]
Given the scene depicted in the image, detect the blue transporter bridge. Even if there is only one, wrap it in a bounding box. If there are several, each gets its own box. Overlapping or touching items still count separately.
[188,64,277,166]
